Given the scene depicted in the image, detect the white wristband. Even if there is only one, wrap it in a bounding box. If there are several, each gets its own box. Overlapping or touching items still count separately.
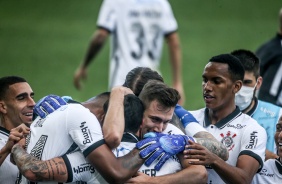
[185,122,207,137]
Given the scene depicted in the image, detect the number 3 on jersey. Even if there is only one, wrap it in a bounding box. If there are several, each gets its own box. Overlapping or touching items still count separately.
[131,22,161,61]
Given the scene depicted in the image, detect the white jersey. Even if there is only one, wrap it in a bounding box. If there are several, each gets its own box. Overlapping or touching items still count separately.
[21,103,104,184]
[252,158,282,183]
[114,132,182,177]
[64,123,183,183]
[0,127,21,184]
[190,107,267,184]
[97,0,178,88]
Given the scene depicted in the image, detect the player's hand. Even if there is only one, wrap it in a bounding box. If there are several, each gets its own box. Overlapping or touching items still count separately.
[111,86,134,96]
[174,104,198,127]
[74,67,87,90]
[125,171,151,183]
[3,124,30,154]
[136,132,195,171]
[184,140,219,166]
[34,94,67,119]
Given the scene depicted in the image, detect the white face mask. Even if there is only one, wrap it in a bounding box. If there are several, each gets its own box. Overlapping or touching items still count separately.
[235,83,257,111]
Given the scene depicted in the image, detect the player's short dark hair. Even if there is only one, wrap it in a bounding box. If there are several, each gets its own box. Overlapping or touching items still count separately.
[123,67,164,97]
[124,94,144,133]
[139,80,180,110]
[86,92,111,103]
[103,94,144,134]
[209,54,245,82]
[0,76,27,100]
[231,49,260,79]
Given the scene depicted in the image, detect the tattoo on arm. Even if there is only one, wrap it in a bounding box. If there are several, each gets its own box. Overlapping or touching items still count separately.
[11,144,67,182]
[120,148,144,170]
[194,131,228,161]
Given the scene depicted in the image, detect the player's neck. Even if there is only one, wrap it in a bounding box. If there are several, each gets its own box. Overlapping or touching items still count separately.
[0,116,14,131]
[208,105,237,125]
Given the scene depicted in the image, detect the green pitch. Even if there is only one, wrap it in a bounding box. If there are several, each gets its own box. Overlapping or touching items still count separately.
[0,0,280,109]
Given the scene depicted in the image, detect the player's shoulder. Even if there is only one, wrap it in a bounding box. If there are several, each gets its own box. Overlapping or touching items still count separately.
[0,127,9,137]
[240,113,266,133]
[189,108,205,118]
[63,103,90,114]
[257,100,282,115]
[240,112,260,125]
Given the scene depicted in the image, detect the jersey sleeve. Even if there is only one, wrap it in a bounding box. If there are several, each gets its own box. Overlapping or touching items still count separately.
[161,0,178,35]
[66,104,105,157]
[164,123,185,135]
[62,151,95,183]
[97,0,117,32]
[184,122,208,137]
[239,123,267,171]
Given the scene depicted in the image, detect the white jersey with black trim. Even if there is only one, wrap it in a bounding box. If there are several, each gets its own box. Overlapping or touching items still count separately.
[97,0,178,88]
[252,158,282,183]
[21,103,104,184]
[64,123,183,183]
[0,127,21,184]
[190,107,267,184]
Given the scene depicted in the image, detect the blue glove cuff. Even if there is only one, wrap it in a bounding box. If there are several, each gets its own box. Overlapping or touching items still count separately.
[174,104,199,127]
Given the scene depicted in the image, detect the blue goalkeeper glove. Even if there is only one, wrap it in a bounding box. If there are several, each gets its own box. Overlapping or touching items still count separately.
[174,104,198,127]
[34,95,68,119]
[136,132,195,171]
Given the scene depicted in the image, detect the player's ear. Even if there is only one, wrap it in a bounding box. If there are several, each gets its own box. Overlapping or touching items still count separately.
[256,76,263,90]
[0,101,7,114]
[233,80,243,94]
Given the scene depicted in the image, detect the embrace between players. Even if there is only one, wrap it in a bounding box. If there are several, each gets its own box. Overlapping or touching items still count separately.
[5,54,269,183]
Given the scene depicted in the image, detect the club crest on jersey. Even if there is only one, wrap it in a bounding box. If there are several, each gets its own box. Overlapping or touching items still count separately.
[220,131,237,151]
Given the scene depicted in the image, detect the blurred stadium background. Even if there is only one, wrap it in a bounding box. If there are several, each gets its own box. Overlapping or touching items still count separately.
[0,0,281,109]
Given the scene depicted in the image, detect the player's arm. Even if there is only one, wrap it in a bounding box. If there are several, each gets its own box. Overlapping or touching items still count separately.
[185,124,267,184]
[102,86,134,149]
[194,131,229,161]
[74,28,109,90]
[86,144,144,184]
[11,143,68,182]
[166,32,185,105]
[125,153,207,184]
[0,124,30,166]
[187,145,260,184]
[81,28,109,68]
[174,105,229,161]
[127,132,207,184]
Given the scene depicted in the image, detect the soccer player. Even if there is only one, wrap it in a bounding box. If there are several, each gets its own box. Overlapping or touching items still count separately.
[231,49,282,159]
[0,76,35,183]
[73,0,185,105]
[256,7,282,107]
[251,115,282,183]
[12,87,192,183]
[119,67,228,160]
[12,89,149,184]
[183,54,267,184]
[117,80,207,183]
